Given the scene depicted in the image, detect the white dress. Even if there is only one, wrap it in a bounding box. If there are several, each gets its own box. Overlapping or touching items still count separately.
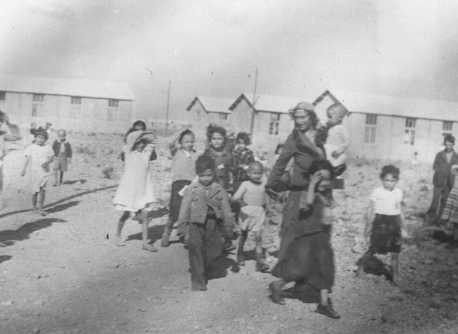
[24,144,54,193]
[113,146,158,212]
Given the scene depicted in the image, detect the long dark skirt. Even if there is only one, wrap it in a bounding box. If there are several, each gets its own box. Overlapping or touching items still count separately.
[169,180,192,223]
[272,229,335,291]
[369,214,402,254]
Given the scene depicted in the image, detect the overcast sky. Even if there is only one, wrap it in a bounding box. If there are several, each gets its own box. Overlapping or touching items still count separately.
[0,0,457,121]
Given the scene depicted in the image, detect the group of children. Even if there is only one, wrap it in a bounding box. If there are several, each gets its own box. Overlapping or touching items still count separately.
[112,100,408,308]
[21,127,73,215]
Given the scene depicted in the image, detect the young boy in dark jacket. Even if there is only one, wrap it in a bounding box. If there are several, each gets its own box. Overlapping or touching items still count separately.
[176,155,235,291]
[52,129,72,186]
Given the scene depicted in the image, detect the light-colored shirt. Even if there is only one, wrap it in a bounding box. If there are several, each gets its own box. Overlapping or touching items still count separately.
[233,180,267,207]
[171,149,197,182]
[370,187,403,215]
[327,123,350,152]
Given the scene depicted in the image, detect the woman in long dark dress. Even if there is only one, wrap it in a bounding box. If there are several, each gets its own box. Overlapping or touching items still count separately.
[266,102,340,319]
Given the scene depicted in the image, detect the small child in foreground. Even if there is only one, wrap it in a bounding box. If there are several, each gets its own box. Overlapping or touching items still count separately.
[21,130,54,216]
[357,165,403,284]
[232,132,255,192]
[52,129,72,186]
[232,161,270,272]
[176,155,235,291]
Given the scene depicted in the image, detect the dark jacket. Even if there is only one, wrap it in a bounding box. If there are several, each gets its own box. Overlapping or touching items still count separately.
[432,150,458,188]
[202,147,234,192]
[177,181,234,236]
[52,140,72,158]
[232,147,255,187]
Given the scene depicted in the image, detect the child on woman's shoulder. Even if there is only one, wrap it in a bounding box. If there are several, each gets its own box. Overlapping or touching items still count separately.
[161,129,197,247]
[356,165,403,285]
[176,155,235,291]
[232,161,270,272]
[324,103,349,179]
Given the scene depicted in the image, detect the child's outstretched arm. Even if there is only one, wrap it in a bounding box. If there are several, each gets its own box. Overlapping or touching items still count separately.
[176,186,192,236]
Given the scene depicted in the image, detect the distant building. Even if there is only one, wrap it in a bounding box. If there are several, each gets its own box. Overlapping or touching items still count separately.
[229,93,305,145]
[186,96,233,135]
[313,89,458,162]
[0,74,134,132]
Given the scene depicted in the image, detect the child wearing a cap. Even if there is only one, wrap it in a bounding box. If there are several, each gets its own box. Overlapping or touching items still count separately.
[113,130,159,252]
[21,129,54,216]
[440,164,458,248]
[52,129,72,186]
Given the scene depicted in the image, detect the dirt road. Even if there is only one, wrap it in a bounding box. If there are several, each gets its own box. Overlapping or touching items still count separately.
[1,137,457,334]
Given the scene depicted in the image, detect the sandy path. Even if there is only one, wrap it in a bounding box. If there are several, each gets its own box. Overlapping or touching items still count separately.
[1,139,457,334]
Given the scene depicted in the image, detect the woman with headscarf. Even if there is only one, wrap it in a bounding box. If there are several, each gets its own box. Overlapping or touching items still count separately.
[265,102,340,319]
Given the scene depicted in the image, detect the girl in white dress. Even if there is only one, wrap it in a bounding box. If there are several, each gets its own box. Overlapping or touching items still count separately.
[113,130,159,252]
[21,130,54,216]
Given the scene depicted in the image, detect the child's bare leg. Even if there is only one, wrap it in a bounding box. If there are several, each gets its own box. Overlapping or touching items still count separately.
[391,253,400,284]
[59,171,64,185]
[161,217,173,247]
[255,231,269,272]
[116,211,130,246]
[236,230,247,265]
[53,170,59,186]
[141,210,157,252]
[32,193,38,210]
[38,189,47,216]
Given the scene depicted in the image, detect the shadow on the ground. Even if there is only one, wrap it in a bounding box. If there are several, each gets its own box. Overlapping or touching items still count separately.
[208,255,239,280]
[0,184,117,219]
[0,218,67,246]
[0,255,12,264]
[63,179,87,185]
[126,225,165,243]
[46,200,80,214]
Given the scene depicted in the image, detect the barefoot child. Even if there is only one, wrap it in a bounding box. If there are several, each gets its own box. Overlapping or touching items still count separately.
[177,155,235,291]
[113,131,159,252]
[161,129,197,247]
[232,161,270,272]
[52,129,72,186]
[357,165,403,284]
[21,130,54,216]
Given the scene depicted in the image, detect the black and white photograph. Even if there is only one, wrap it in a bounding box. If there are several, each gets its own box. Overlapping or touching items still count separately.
[0,1,457,333]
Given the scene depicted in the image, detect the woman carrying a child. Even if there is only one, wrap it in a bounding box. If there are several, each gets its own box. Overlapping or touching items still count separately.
[266,102,340,319]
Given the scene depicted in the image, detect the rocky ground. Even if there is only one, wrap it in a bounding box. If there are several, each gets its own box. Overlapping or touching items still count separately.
[0,132,457,334]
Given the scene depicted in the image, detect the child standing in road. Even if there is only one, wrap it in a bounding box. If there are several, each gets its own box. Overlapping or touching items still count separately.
[232,161,270,272]
[52,129,72,186]
[161,129,198,247]
[21,130,54,216]
[232,132,255,192]
[113,131,159,252]
[357,165,403,284]
[177,155,235,291]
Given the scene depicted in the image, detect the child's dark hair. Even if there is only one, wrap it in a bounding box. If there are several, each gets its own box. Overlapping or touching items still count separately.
[124,120,147,143]
[444,134,455,145]
[308,159,334,179]
[236,132,251,146]
[178,129,195,144]
[34,129,48,141]
[274,143,284,155]
[206,124,227,143]
[131,138,149,151]
[195,155,216,174]
[380,165,400,180]
[248,161,264,173]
